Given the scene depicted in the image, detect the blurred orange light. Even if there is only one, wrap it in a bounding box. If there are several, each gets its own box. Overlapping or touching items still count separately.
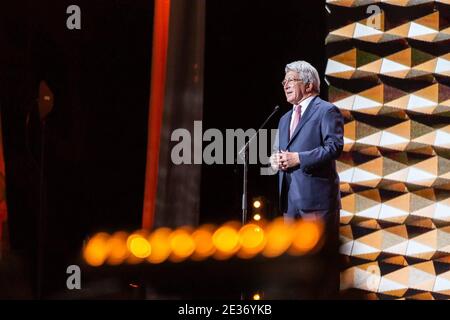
[129,235,152,259]
[126,231,148,249]
[84,233,110,267]
[238,224,266,258]
[262,218,295,258]
[107,232,129,265]
[290,220,323,255]
[84,216,324,266]
[147,227,172,264]
[253,293,261,300]
[169,228,195,261]
[212,225,240,257]
[192,225,216,260]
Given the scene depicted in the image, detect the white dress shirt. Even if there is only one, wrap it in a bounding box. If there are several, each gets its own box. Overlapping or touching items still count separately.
[289,95,316,131]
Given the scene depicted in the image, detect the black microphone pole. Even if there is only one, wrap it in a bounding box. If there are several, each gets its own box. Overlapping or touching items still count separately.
[238,105,280,225]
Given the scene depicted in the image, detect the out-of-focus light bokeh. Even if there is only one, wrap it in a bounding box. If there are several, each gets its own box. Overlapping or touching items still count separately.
[83,217,324,266]
[169,228,196,262]
[253,214,261,221]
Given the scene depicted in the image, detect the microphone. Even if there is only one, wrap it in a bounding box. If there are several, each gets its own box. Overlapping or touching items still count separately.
[238,105,280,156]
[238,105,280,224]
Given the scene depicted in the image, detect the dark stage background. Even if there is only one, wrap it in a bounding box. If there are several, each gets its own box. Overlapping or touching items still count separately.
[201,0,326,224]
[1,0,154,296]
[1,0,326,297]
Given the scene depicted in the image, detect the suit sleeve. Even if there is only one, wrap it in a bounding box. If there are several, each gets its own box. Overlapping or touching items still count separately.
[272,122,280,154]
[298,106,344,169]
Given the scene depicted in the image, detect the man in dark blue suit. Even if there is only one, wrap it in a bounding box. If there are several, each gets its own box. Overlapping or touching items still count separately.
[272,60,344,219]
[271,61,344,297]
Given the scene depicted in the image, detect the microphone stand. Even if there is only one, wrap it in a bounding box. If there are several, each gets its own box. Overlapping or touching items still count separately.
[238,105,279,225]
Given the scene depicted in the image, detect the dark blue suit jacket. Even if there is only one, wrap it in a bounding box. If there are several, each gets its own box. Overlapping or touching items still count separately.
[276,96,344,214]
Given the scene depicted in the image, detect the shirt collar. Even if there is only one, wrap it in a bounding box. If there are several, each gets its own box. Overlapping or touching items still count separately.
[293,95,316,111]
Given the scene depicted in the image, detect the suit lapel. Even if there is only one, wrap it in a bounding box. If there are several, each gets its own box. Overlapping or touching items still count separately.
[279,110,291,151]
[287,96,320,147]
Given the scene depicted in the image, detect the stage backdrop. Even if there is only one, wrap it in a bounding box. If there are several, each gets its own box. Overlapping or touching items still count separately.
[326,0,450,299]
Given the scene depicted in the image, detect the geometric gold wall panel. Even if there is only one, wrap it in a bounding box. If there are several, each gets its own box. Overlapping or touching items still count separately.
[340,188,450,224]
[343,121,450,154]
[340,225,450,260]
[330,83,450,116]
[326,48,450,79]
[340,260,450,299]
[327,12,450,43]
[338,155,450,189]
[327,1,450,8]
[328,0,450,299]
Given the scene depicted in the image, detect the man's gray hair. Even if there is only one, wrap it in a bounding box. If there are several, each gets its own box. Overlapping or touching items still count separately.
[285,61,321,93]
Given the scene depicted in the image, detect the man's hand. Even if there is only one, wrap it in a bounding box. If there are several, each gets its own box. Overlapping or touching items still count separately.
[270,152,281,171]
[279,150,300,170]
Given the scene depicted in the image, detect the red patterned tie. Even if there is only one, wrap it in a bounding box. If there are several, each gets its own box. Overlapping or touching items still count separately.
[289,104,301,140]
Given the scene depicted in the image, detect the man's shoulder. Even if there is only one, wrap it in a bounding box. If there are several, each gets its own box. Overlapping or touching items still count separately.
[315,97,341,116]
[315,96,336,111]
[280,109,292,122]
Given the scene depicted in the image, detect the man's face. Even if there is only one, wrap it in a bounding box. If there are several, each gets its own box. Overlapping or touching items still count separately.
[283,71,310,105]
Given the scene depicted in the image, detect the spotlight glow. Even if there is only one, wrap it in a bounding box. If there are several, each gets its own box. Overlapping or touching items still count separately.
[262,218,295,258]
[290,220,323,255]
[84,233,109,267]
[147,228,172,264]
[238,224,266,258]
[107,232,129,265]
[212,224,240,258]
[253,214,261,221]
[192,225,216,260]
[170,228,196,261]
[129,235,152,259]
